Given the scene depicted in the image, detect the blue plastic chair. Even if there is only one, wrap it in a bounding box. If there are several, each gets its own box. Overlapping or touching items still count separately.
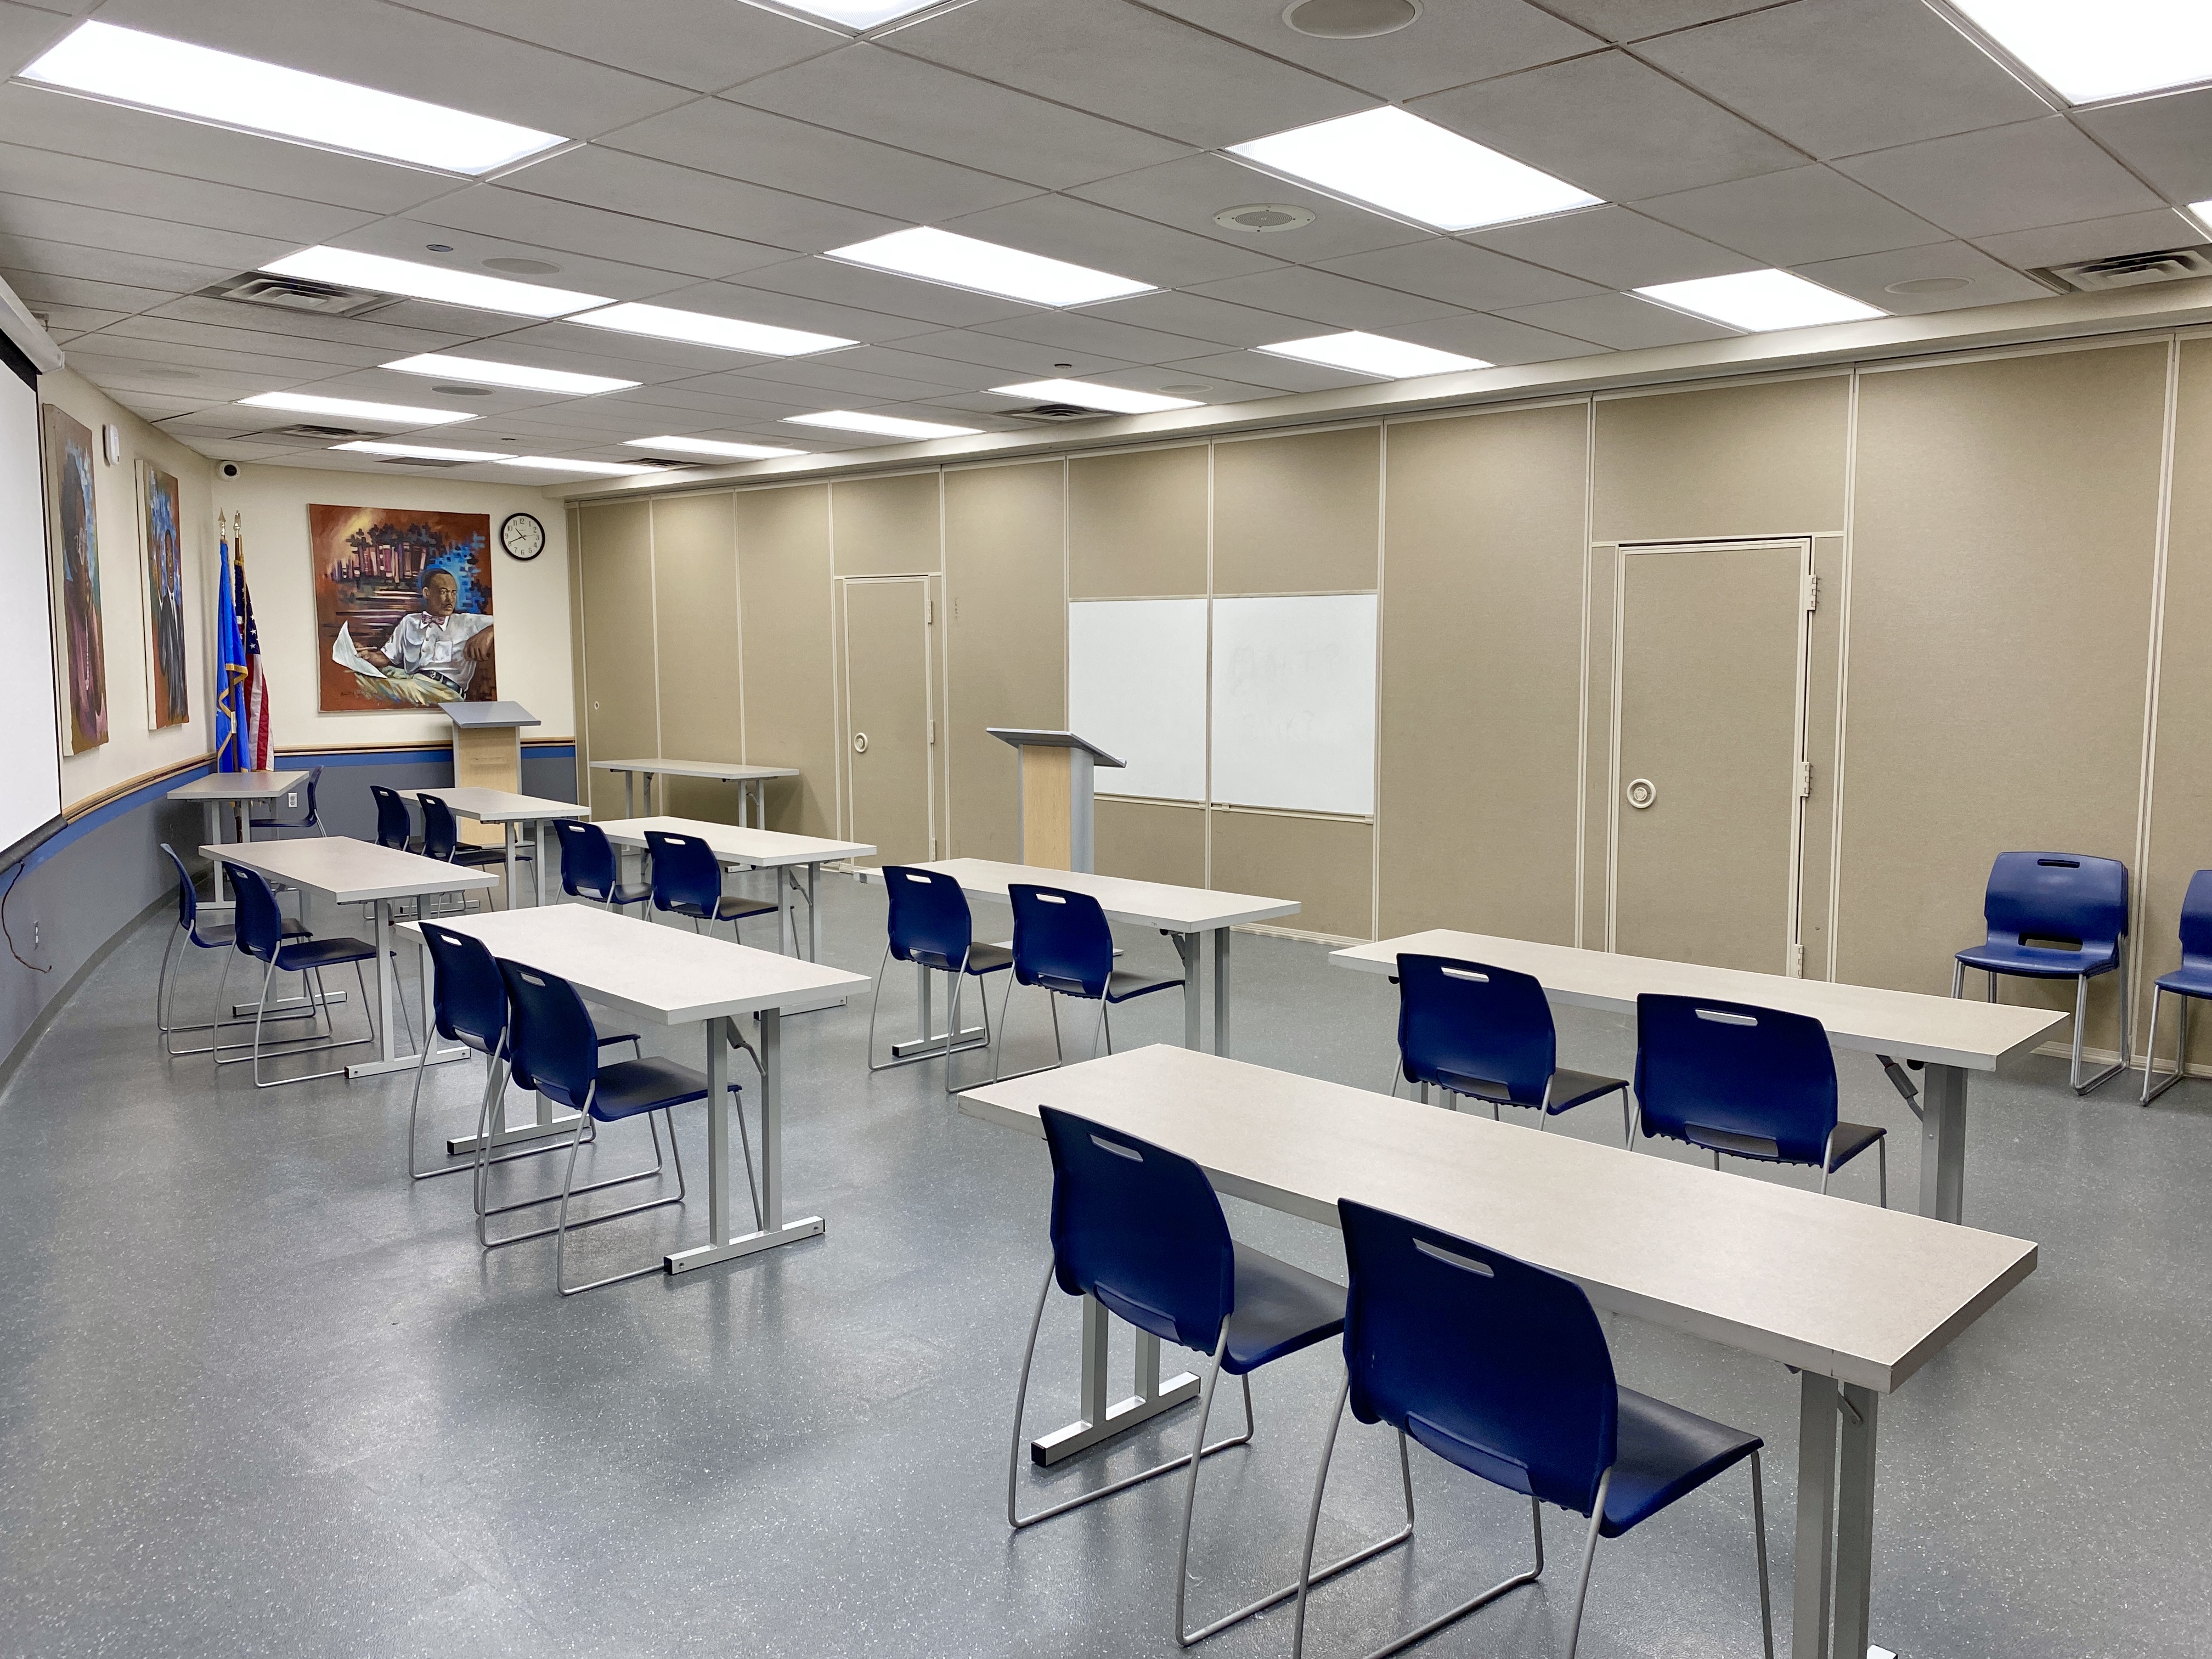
[497,957,755,1295]
[1633,994,1886,1205]
[867,865,1012,1084]
[1395,955,1630,1143]
[997,884,1184,1080]
[218,864,380,1087]
[248,766,325,836]
[1953,851,2131,1094]
[369,785,419,853]
[645,830,777,940]
[2142,868,2212,1105]
[1008,1108,1408,1646]
[554,819,649,911]
[1291,1201,1771,1659]
[154,842,307,1056]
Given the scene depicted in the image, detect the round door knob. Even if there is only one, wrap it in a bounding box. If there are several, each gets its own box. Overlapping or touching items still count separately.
[1625,777,1657,810]
[852,732,869,754]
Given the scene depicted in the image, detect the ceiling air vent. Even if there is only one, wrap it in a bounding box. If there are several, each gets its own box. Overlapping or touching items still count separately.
[2039,246,2212,292]
[375,455,473,469]
[198,271,388,315]
[1006,402,1112,422]
[256,423,382,441]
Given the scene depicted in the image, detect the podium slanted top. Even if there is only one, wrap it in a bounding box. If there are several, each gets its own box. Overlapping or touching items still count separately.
[986,728,1125,767]
[442,701,540,730]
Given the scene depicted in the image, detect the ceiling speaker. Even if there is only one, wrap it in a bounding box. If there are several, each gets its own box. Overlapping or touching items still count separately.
[1283,0,1419,38]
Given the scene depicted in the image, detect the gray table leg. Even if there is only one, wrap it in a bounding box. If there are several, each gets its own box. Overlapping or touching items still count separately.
[503,823,517,912]
[374,899,394,1064]
[668,1008,822,1272]
[778,868,797,956]
[534,822,547,906]
[1792,1369,1836,1659]
[1031,1294,1201,1466]
[1175,932,1202,1050]
[1833,1384,1881,1659]
[1213,927,1232,1057]
[205,803,228,902]
[1920,1063,1968,1224]
[808,862,821,962]
[623,771,635,817]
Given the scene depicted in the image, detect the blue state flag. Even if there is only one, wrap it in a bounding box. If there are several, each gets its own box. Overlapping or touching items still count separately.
[213,529,247,772]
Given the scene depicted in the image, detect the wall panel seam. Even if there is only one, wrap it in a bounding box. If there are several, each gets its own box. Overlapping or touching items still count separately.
[1827,373,1859,983]
[2130,335,2181,1058]
[1372,419,1386,941]
[1576,397,1593,951]
[646,505,663,765]
[1204,440,1215,893]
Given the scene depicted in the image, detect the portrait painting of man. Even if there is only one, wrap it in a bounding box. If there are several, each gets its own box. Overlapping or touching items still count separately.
[310,504,495,712]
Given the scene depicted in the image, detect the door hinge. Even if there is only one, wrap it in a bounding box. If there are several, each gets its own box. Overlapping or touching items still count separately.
[1803,572,1820,613]
[927,598,935,625]
[928,717,937,745]
[1797,760,1814,798]
[1792,943,1806,976]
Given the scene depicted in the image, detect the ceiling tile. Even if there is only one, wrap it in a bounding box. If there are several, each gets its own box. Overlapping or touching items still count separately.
[639,278,936,344]
[397,0,839,94]
[888,0,1371,149]
[1181,264,1463,330]
[1635,165,1948,264]
[0,2,76,72]
[146,294,476,353]
[0,232,236,296]
[1388,311,1610,366]
[0,264,181,315]
[61,351,277,399]
[410,185,793,280]
[727,42,1190,190]
[326,219,696,304]
[1791,240,2054,313]
[879,327,1133,379]
[794,344,1009,390]
[940,194,1282,288]
[1463,204,1757,288]
[490,316,793,374]
[601,97,1041,221]
[1080,362,1286,403]
[92,0,697,137]
[1637,0,2050,161]
[1316,240,1601,310]
[498,147,898,258]
[95,312,398,368]
[1495,291,1737,349]
[2076,87,2212,205]
[1532,0,1774,41]
[0,142,376,247]
[33,303,128,339]
[1834,119,2166,240]
[1971,210,2207,270]
[977,308,1225,366]
[1077,290,1320,349]
[688,357,974,403]
[1068,153,1430,263]
[0,192,292,272]
[1161,348,1374,393]
[1409,50,1805,202]
[727,255,1038,328]
[1136,0,1600,101]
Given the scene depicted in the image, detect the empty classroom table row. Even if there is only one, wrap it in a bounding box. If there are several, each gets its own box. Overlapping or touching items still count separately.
[592,757,797,825]
[598,816,871,961]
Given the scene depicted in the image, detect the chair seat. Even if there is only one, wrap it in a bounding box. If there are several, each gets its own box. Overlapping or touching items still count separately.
[2155,964,2212,999]
[1221,1242,1346,1376]
[272,935,377,972]
[1599,1386,1763,1538]
[1824,1119,1885,1171]
[673,895,779,923]
[448,845,510,868]
[191,919,308,949]
[580,882,652,906]
[247,817,311,831]
[587,1056,737,1122]
[1103,967,1185,1005]
[1433,1064,1625,1113]
[1955,940,2117,979]
[909,940,1016,975]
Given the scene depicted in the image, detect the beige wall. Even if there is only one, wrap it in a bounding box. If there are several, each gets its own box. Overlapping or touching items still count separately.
[571,326,2212,1071]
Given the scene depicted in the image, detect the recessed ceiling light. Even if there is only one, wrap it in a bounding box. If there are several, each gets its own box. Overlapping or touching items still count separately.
[1948,0,2212,105]
[495,456,662,476]
[1228,106,1599,232]
[331,441,507,461]
[623,435,809,459]
[425,244,455,254]
[1885,276,1972,295]
[263,247,607,318]
[1635,270,1884,331]
[18,21,565,175]
[784,410,983,439]
[823,227,1153,307]
[1255,331,1489,378]
[1283,0,1420,38]
[759,0,947,27]
[383,352,638,394]
[1213,203,1316,234]
[991,379,1201,414]
[239,391,478,426]
[567,302,854,356]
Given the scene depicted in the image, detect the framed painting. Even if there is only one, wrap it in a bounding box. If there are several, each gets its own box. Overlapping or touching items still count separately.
[41,404,106,752]
[139,460,189,727]
[309,504,495,712]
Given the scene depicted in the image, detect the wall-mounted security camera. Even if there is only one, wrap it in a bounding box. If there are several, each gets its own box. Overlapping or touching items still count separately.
[221,461,240,477]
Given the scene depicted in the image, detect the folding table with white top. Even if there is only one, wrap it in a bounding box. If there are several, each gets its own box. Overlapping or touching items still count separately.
[595,815,872,960]
[961,1043,2038,1659]
[168,770,307,902]
[590,758,798,826]
[416,786,588,907]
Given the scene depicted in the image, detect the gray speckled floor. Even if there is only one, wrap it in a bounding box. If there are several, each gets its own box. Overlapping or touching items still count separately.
[2,874,2207,1658]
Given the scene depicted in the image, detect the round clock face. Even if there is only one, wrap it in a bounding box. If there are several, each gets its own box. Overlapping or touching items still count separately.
[500,511,546,561]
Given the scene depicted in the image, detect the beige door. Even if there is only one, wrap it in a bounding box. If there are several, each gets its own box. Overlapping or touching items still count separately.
[1611,539,1811,974]
[842,576,934,866]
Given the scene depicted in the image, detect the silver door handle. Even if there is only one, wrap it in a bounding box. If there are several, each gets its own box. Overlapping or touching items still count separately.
[1625,777,1657,810]
[852,732,868,753]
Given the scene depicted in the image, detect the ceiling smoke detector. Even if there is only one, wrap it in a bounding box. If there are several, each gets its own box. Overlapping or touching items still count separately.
[200,271,388,316]
[1283,0,1418,37]
[1214,202,1316,234]
[2038,246,2212,292]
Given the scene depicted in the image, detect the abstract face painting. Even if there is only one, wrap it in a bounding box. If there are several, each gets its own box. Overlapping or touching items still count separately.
[309,504,495,712]
[142,462,189,727]
[42,405,106,752]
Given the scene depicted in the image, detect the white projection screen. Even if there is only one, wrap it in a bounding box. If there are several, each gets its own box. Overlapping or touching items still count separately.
[1210,594,1378,816]
[0,361,62,866]
[1067,598,1208,802]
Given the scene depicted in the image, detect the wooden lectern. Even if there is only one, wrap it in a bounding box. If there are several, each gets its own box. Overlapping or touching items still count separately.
[443,701,538,846]
[988,729,1125,872]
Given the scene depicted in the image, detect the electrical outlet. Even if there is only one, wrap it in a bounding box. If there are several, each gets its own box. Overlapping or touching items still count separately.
[286,792,298,808]
[30,920,39,949]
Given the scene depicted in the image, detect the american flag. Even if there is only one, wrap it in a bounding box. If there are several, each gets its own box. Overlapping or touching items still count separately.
[237,527,271,770]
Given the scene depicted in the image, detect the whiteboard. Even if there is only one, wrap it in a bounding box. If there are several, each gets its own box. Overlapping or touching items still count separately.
[1211,594,1376,815]
[1067,598,1207,802]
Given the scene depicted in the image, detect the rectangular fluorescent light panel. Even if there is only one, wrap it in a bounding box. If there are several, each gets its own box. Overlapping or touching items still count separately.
[766,0,947,26]
[1228,106,1599,232]
[785,410,981,439]
[19,22,564,174]
[624,435,808,459]
[1634,270,1883,331]
[495,456,661,476]
[825,227,1153,307]
[265,247,607,318]
[239,391,477,426]
[382,353,636,394]
[568,303,853,356]
[331,441,507,461]
[1949,0,2212,105]
[992,379,1200,414]
[1255,331,1489,379]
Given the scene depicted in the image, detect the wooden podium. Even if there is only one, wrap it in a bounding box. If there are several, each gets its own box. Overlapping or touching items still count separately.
[443,701,538,846]
[988,729,1125,872]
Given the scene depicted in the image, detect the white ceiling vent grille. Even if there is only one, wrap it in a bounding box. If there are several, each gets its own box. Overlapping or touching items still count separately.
[2039,246,2212,292]
[255,422,382,441]
[198,272,388,315]
[374,455,473,468]
[1005,402,1113,422]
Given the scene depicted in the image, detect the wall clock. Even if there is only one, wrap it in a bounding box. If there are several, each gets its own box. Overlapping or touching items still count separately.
[500,511,546,561]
